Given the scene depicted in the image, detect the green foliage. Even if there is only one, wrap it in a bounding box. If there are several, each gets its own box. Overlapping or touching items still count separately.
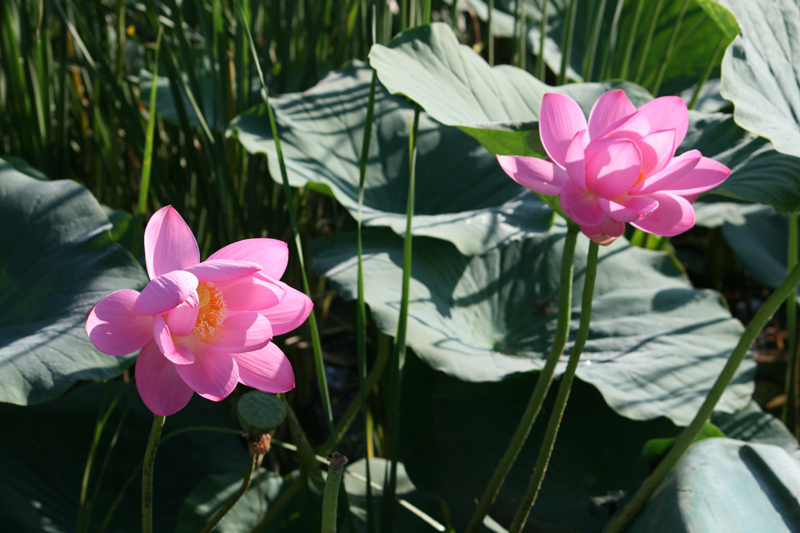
[0,159,148,405]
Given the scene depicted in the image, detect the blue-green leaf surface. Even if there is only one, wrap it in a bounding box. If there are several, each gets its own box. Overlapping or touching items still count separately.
[229,63,553,255]
[720,0,800,160]
[312,224,754,424]
[0,159,148,405]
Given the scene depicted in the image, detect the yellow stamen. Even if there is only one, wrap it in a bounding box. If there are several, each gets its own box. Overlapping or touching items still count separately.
[193,282,226,341]
[634,167,647,188]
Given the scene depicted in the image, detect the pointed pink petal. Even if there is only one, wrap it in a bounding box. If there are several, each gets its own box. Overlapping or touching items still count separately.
[152,315,194,364]
[232,343,295,393]
[135,340,194,416]
[631,193,695,237]
[659,156,731,197]
[208,239,290,280]
[260,283,313,336]
[564,131,587,190]
[496,155,567,196]
[133,271,199,316]
[588,90,636,139]
[540,93,588,167]
[584,138,642,199]
[175,346,239,401]
[215,274,286,311]
[635,96,689,147]
[599,196,659,223]
[632,150,701,195]
[86,290,153,356]
[581,216,626,245]
[208,311,273,352]
[560,180,604,227]
[638,129,677,176]
[183,259,262,283]
[144,206,200,279]
[166,291,200,336]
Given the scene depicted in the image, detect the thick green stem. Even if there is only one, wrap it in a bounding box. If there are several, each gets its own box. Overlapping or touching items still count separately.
[509,241,599,532]
[141,415,166,533]
[201,453,258,533]
[465,222,580,533]
[784,211,798,425]
[604,260,800,533]
[322,453,349,533]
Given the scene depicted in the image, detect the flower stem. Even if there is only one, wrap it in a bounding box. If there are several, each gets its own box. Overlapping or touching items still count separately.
[465,222,580,533]
[201,452,259,533]
[509,241,599,532]
[603,259,800,533]
[322,452,349,533]
[141,415,166,533]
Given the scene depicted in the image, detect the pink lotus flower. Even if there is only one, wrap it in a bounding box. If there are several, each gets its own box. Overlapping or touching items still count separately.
[498,90,731,244]
[86,206,312,416]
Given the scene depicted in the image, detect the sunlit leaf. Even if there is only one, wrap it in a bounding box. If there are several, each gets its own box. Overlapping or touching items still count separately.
[0,159,148,405]
[312,224,754,425]
[229,63,553,255]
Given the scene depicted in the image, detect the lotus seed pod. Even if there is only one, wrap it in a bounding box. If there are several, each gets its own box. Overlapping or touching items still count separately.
[237,391,286,434]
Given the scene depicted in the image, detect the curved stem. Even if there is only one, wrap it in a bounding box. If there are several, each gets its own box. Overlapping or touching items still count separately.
[509,241,599,532]
[141,415,166,533]
[604,260,800,533]
[465,222,580,533]
[201,453,258,533]
[322,453,348,533]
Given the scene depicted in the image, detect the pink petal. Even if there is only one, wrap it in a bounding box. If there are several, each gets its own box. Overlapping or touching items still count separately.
[540,93,588,167]
[564,131,587,191]
[581,216,626,245]
[638,129,677,176]
[635,96,689,147]
[133,270,199,316]
[215,274,286,311]
[632,150,701,195]
[588,90,636,139]
[183,259,262,282]
[232,343,295,393]
[86,290,153,356]
[659,156,731,197]
[599,196,659,223]
[631,193,695,237]
[560,180,604,227]
[175,345,239,401]
[496,155,567,196]
[584,138,642,199]
[208,311,273,352]
[135,340,194,416]
[166,292,200,336]
[208,239,290,280]
[152,315,194,364]
[144,206,200,279]
[259,283,314,336]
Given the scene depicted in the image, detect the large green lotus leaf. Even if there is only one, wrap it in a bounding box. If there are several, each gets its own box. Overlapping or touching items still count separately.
[398,351,681,531]
[712,399,800,461]
[683,111,800,212]
[721,205,800,293]
[720,0,800,160]
[177,458,453,532]
[229,63,553,255]
[0,159,149,405]
[312,225,754,424]
[368,23,653,158]
[0,381,247,532]
[460,0,731,94]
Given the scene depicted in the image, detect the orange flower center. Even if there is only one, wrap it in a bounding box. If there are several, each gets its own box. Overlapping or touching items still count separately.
[633,167,647,188]
[193,282,227,341]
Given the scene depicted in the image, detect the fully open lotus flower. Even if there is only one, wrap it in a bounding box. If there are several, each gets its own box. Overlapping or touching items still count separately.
[86,206,312,416]
[498,90,731,244]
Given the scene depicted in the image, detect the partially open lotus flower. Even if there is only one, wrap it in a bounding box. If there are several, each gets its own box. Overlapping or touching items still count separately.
[498,90,731,244]
[86,206,312,415]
